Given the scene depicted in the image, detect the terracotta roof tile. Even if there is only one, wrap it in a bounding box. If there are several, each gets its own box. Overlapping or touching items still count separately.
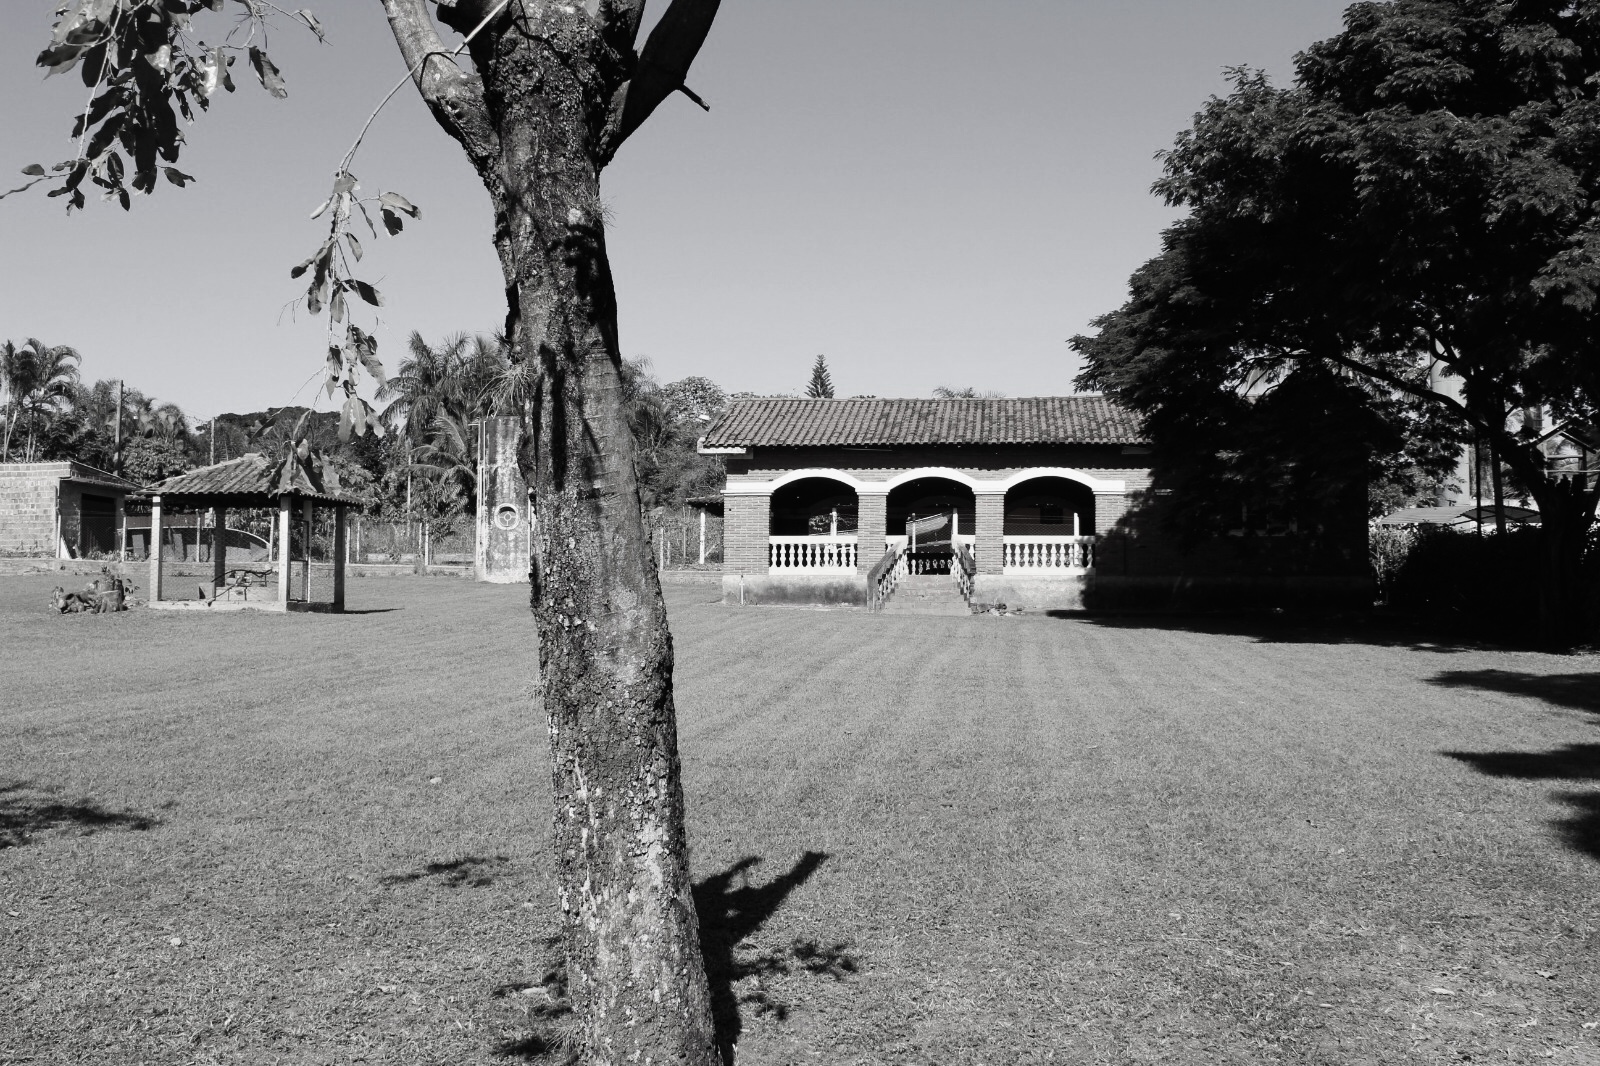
[700,396,1146,448]
[140,453,360,504]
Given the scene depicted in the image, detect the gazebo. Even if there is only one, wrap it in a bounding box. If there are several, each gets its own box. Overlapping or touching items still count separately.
[137,451,361,612]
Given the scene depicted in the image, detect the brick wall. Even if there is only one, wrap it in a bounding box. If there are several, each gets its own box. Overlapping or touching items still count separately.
[0,463,65,555]
[856,494,887,573]
[723,494,769,575]
[974,493,1005,574]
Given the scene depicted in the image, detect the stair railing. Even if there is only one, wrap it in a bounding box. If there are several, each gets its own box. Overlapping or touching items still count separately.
[953,541,976,606]
[866,543,907,612]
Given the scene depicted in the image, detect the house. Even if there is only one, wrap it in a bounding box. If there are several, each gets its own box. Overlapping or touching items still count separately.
[700,396,1150,610]
[701,395,1373,612]
[0,460,138,558]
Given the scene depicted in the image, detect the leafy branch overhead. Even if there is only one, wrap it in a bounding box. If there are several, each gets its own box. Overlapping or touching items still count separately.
[18,0,322,210]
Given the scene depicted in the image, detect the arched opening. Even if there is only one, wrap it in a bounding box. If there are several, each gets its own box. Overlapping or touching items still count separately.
[768,476,859,572]
[887,476,975,574]
[1003,476,1096,571]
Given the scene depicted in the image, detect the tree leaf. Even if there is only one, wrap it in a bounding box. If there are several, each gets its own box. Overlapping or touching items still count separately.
[309,195,332,220]
[21,164,45,177]
[162,167,194,188]
[338,398,353,443]
[344,232,363,262]
[378,191,420,218]
[330,289,346,324]
[352,280,383,307]
[297,8,326,42]
[380,208,403,235]
[247,46,288,99]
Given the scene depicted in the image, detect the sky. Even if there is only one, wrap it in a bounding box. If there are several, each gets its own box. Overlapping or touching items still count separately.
[0,1,1353,422]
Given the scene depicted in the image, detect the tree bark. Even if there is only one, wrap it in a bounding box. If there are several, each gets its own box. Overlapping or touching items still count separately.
[380,3,721,1062]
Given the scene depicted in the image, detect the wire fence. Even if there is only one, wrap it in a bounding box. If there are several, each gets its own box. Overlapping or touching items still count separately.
[650,506,723,569]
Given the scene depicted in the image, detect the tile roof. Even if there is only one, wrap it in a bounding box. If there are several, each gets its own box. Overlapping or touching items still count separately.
[139,452,361,504]
[700,396,1147,448]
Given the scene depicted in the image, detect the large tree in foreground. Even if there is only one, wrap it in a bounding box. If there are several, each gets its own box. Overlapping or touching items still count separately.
[1074,0,1600,646]
[26,1,723,1060]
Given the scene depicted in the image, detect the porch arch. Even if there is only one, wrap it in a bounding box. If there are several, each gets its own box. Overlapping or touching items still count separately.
[769,475,859,537]
[1004,476,1095,536]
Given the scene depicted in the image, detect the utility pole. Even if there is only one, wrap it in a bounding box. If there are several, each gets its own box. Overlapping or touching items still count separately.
[209,416,216,465]
[112,379,123,476]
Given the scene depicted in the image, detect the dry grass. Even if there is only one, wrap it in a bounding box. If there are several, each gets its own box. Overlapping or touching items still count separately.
[1,573,1598,1064]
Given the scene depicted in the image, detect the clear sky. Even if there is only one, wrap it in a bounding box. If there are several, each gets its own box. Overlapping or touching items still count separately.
[0,2,1352,421]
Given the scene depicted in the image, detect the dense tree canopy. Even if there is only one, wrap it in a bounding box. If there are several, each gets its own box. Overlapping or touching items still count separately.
[1074,0,1600,643]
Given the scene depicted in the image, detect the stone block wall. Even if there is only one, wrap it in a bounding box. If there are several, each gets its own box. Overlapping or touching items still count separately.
[0,463,64,555]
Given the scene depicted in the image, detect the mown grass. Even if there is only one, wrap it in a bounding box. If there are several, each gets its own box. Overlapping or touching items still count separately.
[1,573,1597,1064]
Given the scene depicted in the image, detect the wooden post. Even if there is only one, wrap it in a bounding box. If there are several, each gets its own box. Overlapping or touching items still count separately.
[277,494,292,603]
[211,505,227,598]
[698,508,706,565]
[149,494,164,602]
[333,503,347,612]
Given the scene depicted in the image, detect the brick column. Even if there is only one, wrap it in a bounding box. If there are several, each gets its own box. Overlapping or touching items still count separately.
[975,491,1005,574]
[1094,492,1129,535]
[723,493,770,575]
[856,490,887,573]
[149,494,164,602]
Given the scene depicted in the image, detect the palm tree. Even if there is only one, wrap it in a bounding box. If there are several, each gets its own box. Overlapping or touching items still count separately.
[1,339,81,461]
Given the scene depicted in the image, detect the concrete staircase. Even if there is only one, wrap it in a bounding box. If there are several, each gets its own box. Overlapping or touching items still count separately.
[879,574,972,616]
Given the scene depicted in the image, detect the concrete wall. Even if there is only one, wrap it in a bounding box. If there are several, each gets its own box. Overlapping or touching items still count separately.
[972,574,1087,612]
[720,573,866,607]
[476,417,533,583]
[0,463,62,555]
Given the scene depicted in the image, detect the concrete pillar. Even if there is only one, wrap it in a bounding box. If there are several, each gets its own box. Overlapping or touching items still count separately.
[698,508,706,565]
[117,493,127,562]
[332,503,347,612]
[974,492,1005,575]
[211,506,227,595]
[277,494,292,603]
[149,494,164,602]
[856,491,887,573]
[722,494,770,575]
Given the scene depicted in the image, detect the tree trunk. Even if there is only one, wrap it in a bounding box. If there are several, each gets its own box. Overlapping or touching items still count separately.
[382,4,722,1062]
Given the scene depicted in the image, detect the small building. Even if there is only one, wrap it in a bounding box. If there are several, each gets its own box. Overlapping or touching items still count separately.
[702,395,1372,612]
[0,460,138,558]
[138,452,360,612]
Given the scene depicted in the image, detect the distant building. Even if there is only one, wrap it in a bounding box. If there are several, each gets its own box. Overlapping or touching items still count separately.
[0,461,138,558]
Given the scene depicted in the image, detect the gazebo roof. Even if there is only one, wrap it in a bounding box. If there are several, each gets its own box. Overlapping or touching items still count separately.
[139,452,363,505]
[700,396,1147,449]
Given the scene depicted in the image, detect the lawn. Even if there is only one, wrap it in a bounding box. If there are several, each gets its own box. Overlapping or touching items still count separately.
[1,571,1598,1065]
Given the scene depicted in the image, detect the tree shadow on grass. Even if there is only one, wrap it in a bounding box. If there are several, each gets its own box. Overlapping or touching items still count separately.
[1437,670,1600,863]
[1057,610,1501,652]
[1426,670,1600,715]
[0,781,159,849]
[491,851,854,1065]
[379,855,510,888]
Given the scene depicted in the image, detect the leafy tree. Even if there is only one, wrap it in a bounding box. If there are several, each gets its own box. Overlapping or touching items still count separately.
[1,339,82,462]
[23,2,726,1057]
[805,353,835,398]
[932,386,1004,399]
[1074,0,1600,645]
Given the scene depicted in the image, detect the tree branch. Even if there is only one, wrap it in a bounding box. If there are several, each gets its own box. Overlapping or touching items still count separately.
[599,0,720,160]
[379,0,500,171]
[594,0,648,55]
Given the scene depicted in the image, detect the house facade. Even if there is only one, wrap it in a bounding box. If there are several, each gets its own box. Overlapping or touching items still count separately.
[702,397,1153,610]
[702,395,1373,612]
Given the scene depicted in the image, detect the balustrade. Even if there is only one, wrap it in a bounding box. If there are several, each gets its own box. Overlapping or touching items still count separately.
[769,535,858,572]
[1001,535,1095,572]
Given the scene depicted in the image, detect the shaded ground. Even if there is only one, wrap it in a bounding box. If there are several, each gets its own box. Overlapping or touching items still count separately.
[0,573,1597,1064]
